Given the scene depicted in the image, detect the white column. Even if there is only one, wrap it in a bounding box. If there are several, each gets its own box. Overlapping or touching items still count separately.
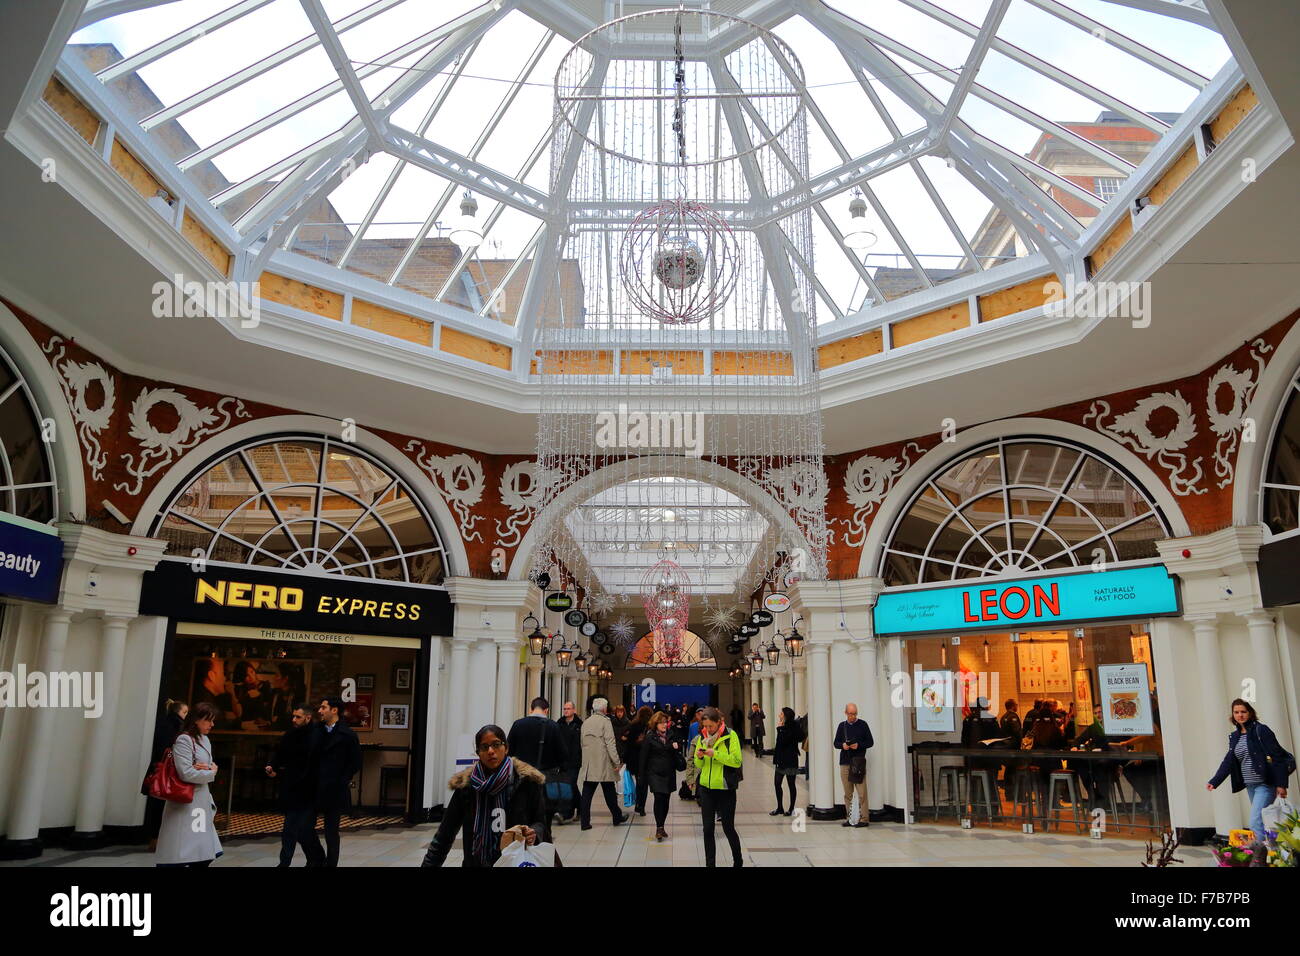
[495,638,520,729]
[793,658,806,717]
[1188,618,1235,834]
[469,639,496,732]
[7,609,74,843]
[443,637,473,763]
[1241,611,1295,753]
[807,640,835,812]
[74,614,132,836]
[524,659,541,709]
[858,639,883,810]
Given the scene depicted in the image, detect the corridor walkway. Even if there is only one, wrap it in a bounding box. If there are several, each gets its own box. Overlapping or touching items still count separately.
[1,751,1213,867]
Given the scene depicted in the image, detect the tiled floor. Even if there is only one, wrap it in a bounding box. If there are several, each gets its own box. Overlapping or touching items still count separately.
[3,752,1215,867]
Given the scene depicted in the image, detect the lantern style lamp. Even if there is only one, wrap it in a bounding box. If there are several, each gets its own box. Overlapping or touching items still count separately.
[765,640,781,667]
[741,659,752,675]
[785,618,805,658]
[750,649,764,673]
[448,190,482,247]
[574,649,588,673]
[555,638,572,669]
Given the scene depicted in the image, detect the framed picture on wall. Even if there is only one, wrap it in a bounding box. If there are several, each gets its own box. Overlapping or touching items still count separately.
[391,662,413,694]
[356,673,375,691]
[1073,668,1095,727]
[1016,644,1044,695]
[189,656,313,735]
[1042,641,1071,694]
[342,694,374,731]
[379,704,409,730]
[1130,634,1155,689]
[914,670,955,733]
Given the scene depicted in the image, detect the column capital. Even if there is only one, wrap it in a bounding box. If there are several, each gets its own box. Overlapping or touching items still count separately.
[1155,526,1263,577]
[791,577,885,612]
[443,576,534,609]
[1239,609,1275,627]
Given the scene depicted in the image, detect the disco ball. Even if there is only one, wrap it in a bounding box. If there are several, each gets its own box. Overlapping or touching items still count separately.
[653,237,704,290]
[620,199,739,326]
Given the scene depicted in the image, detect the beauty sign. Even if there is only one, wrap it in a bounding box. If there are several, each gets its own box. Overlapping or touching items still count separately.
[1098,663,1153,736]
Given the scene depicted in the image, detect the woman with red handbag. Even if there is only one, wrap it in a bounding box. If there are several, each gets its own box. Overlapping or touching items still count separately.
[154,702,223,867]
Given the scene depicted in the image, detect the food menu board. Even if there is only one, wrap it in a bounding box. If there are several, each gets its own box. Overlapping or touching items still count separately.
[1016,644,1044,695]
[1098,663,1153,735]
[914,670,955,733]
[1042,641,1072,693]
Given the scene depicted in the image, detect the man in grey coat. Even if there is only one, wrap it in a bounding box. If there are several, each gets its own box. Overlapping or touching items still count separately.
[578,698,626,830]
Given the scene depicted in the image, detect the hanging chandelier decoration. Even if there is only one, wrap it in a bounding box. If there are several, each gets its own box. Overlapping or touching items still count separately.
[532,6,826,641]
[641,559,691,666]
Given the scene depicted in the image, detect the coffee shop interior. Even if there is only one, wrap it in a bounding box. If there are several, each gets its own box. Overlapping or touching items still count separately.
[907,623,1165,838]
[158,630,420,837]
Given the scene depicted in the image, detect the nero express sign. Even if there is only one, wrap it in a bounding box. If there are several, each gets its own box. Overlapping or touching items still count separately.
[872,565,1179,637]
[139,561,452,636]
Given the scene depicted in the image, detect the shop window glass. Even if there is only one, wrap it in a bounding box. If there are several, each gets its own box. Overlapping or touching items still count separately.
[0,346,57,522]
[881,439,1169,586]
[151,436,448,584]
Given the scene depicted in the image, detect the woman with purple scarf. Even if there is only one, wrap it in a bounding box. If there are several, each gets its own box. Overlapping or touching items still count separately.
[422,724,550,867]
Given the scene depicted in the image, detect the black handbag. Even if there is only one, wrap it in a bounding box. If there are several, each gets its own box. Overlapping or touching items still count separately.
[849,753,867,784]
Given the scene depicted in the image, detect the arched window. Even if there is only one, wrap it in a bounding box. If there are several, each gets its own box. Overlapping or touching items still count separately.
[879,438,1170,587]
[150,435,447,585]
[0,344,57,522]
[626,629,716,669]
[1262,370,1300,538]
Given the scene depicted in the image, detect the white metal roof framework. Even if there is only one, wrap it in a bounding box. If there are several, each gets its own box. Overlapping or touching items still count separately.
[64,0,1230,352]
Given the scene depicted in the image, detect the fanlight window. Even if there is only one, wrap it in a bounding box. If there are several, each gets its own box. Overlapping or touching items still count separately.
[879,439,1168,587]
[0,344,57,523]
[1261,372,1300,538]
[152,436,446,585]
[626,629,716,669]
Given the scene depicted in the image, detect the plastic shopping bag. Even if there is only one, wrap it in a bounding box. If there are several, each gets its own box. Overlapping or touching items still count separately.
[622,768,635,808]
[1261,796,1296,836]
[493,841,557,867]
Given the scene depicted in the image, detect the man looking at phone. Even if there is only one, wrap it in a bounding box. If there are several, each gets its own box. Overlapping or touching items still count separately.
[834,703,873,828]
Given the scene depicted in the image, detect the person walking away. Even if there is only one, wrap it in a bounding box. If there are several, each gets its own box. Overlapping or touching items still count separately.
[694,707,744,867]
[611,705,631,758]
[557,700,583,823]
[621,705,653,816]
[578,698,626,830]
[144,699,186,851]
[154,702,222,867]
[265,704,323,866]
[771,707,803,816]
[1208,698,1292,851]
[506,696,569,827]
[641,710,686,841]
[421,724,549,867]
[833,703,873,827]
[308,696,362,867]
[749,702,766,757]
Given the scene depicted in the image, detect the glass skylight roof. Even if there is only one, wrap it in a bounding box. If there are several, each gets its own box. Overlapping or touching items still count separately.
[65,0,1233,338]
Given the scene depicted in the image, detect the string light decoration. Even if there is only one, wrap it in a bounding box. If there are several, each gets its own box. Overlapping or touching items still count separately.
[641,559,691,665]
[532,6,827,643]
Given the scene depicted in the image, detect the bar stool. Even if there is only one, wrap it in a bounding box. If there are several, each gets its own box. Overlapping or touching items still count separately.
[935,765,964,820]
[1046,770,1085,834]
[1010,766,1042,826]
[965,769,1000,825]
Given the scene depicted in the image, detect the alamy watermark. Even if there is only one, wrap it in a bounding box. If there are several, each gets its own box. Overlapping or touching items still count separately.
[0,666,104,718]
[152,274,260,328]
[1044,275,1151,328]
[594,402,703,457]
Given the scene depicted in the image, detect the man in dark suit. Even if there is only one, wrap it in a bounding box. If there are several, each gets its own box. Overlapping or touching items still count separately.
[308,696,362,867]
[265,704,324,866]
[506,697,568,828]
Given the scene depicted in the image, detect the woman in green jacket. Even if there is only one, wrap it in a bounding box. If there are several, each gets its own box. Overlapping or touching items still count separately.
[693,707,745,867]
